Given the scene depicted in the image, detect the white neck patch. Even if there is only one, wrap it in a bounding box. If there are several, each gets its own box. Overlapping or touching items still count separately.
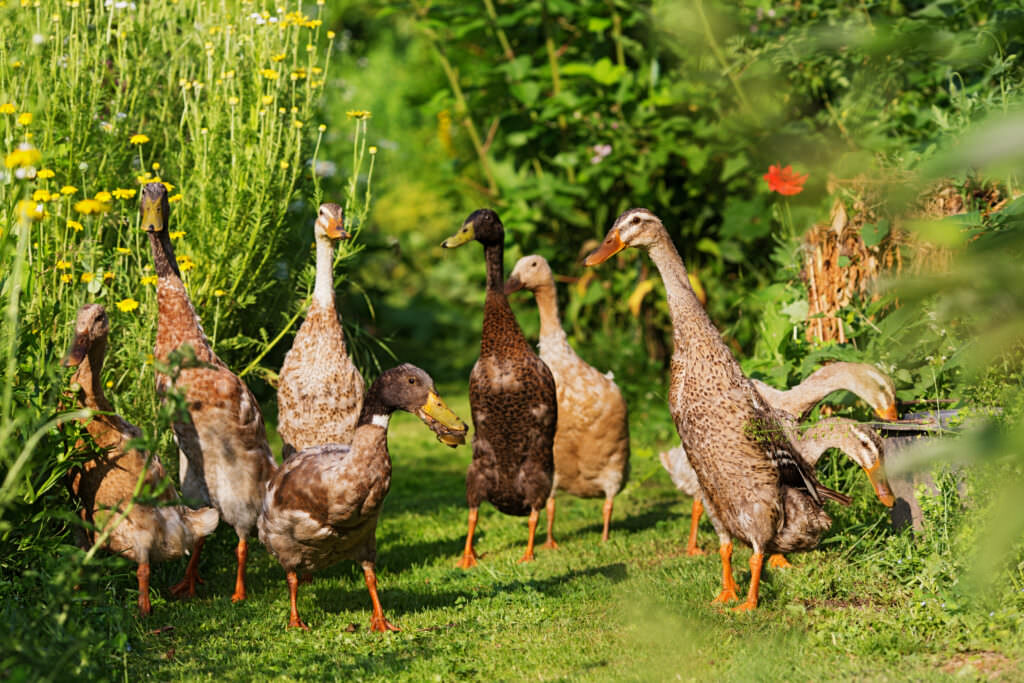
[371,414,390,429]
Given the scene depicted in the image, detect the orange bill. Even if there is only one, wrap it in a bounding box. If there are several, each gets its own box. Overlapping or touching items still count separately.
[862,461,895,507]
[876,402,899,421]
[583,228,624,266]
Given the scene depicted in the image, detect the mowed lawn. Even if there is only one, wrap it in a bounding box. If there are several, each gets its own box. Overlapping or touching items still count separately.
[122,388,1020,681]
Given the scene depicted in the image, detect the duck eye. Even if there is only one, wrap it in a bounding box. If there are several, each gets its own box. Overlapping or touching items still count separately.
[408,377,416,384]
[632,216,640,224]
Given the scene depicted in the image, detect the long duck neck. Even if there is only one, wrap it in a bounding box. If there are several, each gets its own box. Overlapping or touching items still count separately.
[71,340,112,414]
[149,230,215,364]
[481,240,530,356]
[645,231,710,349]
[532,282,564,342]
[353,383,394,465]
[312,235,337,311]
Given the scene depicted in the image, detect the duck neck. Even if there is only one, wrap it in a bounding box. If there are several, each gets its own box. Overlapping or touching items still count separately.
[71,341,113,414]
[312,236,336,311]
[354,383,394,461]
[484,241,504,293]
[480,241,530,356]
[148,230,181,281]
[645,232,706,348]
[150,228,215,363]
[532,282,565,343]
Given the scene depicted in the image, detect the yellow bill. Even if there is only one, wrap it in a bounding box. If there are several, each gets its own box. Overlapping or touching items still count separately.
[417,391,468,447]
[441,221,475,249]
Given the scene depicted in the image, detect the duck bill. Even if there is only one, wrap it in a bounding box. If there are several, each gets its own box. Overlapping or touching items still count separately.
[876,402,899,421]
[140,195,165,233]
[584,228,625,266]
[63,332,90,367]
[416,391,468,448]
[862,461,895,507]
[325,218,350,240]
[441,222,475,249]
[504,274,524,295]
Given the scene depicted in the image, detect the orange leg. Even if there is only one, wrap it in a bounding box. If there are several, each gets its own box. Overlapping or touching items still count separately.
[169,536,205,598]
[543,496,559,549]
[363,563,399,632]
[711,541,740,605]
[518,508,540,563]
[686,499,706,556]
[733,551,764,612]
[768,553,793,569]
[456,507,479,569]
[601,497,614,543]
[137,562,152,617]
[231,537,248,603]
[286,571,309,630]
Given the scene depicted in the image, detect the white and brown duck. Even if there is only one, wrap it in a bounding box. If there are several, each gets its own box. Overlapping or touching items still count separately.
[276,202,364,459]
[585,208,850,610]
[258,364,466,631]
[64,303,219,616]
[505,254,630,546]
[142,182,276,603]
[441,209,558,567]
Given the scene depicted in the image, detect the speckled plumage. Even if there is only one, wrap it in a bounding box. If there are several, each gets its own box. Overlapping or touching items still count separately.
[506,255,629,544]
[142,182,276,602]
[277,203,364,459]
[64,304,219,616]
[443,210,556,567]
[258,364,467,630]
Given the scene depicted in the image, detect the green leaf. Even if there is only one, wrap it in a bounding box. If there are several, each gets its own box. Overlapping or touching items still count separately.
[587,17,612,33]
[780,299,809,324]
[861,219,890,247]
[509,80,541,107]
[720,153,749,182]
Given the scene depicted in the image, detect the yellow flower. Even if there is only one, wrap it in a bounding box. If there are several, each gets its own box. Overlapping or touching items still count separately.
[280,161,289,170]
[0,103,15,114]
[326,30,335,39]
[115,247,130,254]
[115,298,139,313]
[81,272,94,283]
[152,162,160,170]
[293,120,303,128]
[345,110,371,120]
[162,182,175,192]
[214,289,226,297]
[105,380,113,389]
[32,189,52,202]
[227,96,239,106]
[261,95,274,106]
[129,133,150,145]
[56,260,72,270]
[17,200,45,222]
[179,260,195,272]
[169,230,185,240]
[37,168,55,179]
[305,44,315,52]
[17,112,33,126]
[318,124,326,132]
[60,185,78,195]
[66,219,83,231]
[259,69,279,80]
[61,273,73,284]
[103,271,114,281]
[74,198,109,214]
[270,53,286,62]
[369,146,378,155]
[112,188,136,199]
[141,275,158,286]
[168,193,183,203]
[5,145,41,169]
[94,190,113,202]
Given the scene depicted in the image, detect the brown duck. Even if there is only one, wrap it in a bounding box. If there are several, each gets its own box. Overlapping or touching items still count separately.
[258,364,466,631]
[64,304,219,616]
[441,209,557,567]
[585,208,850,610]
[142,182,277,602]
[277,202,364,459]
[505,254,630,546]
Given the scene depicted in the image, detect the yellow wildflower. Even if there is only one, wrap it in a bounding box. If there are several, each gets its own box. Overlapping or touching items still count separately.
[32,189,52,202]
[305,43,315,52]
[224,70,235,79]
[280,161,289,170]
[17,200,45,222]
[17,112,33,126]
[115,247,130,254]
[152,162,160,170]
[261,95,274,106]
[112,188,136,199]
[37,168,55,179]
[0,103,15,114]
[169,230,185,240]
[105,380,113,389]
[271,53,286,62]
[61,185,78,195]
[81,272,94,283]
[293,120,303,128]
[162,182,175,192]
[61,273,73,284]
[103,271,114,281]
[129,133,150,145]
[169,193,183,203]
[214,289,226,297]
[259,69,279,80]
[74,198,109,214]
[115,298,139,313]
[66,220,83,231]
[94,190,113,202]
[227,96,239,106]
[141,275,158,286]
[369,146,378,155]
[179,260,195,272]
[5,145,41,169]
[326,30,335,39]
[346,110,371,120]
[318,124,326,132]
[310,67,322,75]
[56,260,72,270]
[278,107,286,114]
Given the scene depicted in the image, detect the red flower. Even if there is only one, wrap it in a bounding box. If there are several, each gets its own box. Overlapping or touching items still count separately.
[763,164,808,196]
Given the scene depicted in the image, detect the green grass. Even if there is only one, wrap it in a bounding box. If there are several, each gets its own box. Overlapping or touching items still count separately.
[102,389,1022,681]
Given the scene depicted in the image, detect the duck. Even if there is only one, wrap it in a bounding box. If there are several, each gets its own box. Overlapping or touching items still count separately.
[141,182,277,602]
[258,364,467,631]
[660,415,893,565]
[277,203,364,460]
[662,362,897,557]
[505,254,630,546]
[441,209,558,567]
[63,303,219,616]
[585,208,850,610]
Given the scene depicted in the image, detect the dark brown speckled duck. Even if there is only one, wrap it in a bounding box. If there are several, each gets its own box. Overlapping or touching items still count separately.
[441,209,557,567]
[585,208,850,611]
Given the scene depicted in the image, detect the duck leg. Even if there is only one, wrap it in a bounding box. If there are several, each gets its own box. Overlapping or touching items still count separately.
[518,508,540,563]
[543,496,559,549]
[711,541,740,604]
[137,562,152,617]
[231,537,248,603]
[169,536,205,598]
[733,551,764,612]
[456,507,479,569]
[601,496,614,543]
[768,553,793,569]
[286,571,309,630]
[686,499,706,556]
[363,562,399,632]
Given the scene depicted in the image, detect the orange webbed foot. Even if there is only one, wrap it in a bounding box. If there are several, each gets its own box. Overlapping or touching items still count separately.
[686,544,707,557]
[711,587,739,605]
[517,550,535,564]
[543,538,559,550]
[230,589,247,603]
[731,599,758,612]
[768,554,793,569]
[369,616,400,633]
[288,616,310,631]
[456,551,478,569]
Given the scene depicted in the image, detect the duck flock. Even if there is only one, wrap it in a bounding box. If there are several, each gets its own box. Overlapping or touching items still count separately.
[65,184,898,630]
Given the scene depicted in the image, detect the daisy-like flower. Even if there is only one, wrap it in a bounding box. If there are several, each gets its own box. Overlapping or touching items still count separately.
[17,112,33,126]
[141,274,158,285]
[259,69,279,80]
[60,185,78,195]
[129,133,150,145]
[115,298,139,312]
[318,124,326,132]
[66,220,84,231]
[5,144,41,169]
[179,257,195,272]
[214,289,226,297]
[112,188,136,199]
[346,110,371,120]
[115,247,130,254]
[763,164,808,196]
[103,271,115,281]
[326,30,335,39]
[56,260,72,270]
[293,120,303,128]
[74,198,110,214]
[227,96,239,106]
[94,190,113,202]
[270,53,286,62]
[369,145,378,155]
[37,168,55,179]
[81,272,94,283]
[32,189,52,202]
[0,103,15,114]
[61,273,73,284]
[168,194,183,203]
[169,230,185,240]
[261,95,274,106]
[17,200,45,222]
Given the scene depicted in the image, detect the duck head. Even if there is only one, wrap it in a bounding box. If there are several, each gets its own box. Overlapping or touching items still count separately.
[841,422,895,508]
[584,208,665,265]
[63,303,109,368]
[441,208,504,249]
[504,254,554,294]
[375,364,468,447]
[139,182,170,233]
[314,202,350,242]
